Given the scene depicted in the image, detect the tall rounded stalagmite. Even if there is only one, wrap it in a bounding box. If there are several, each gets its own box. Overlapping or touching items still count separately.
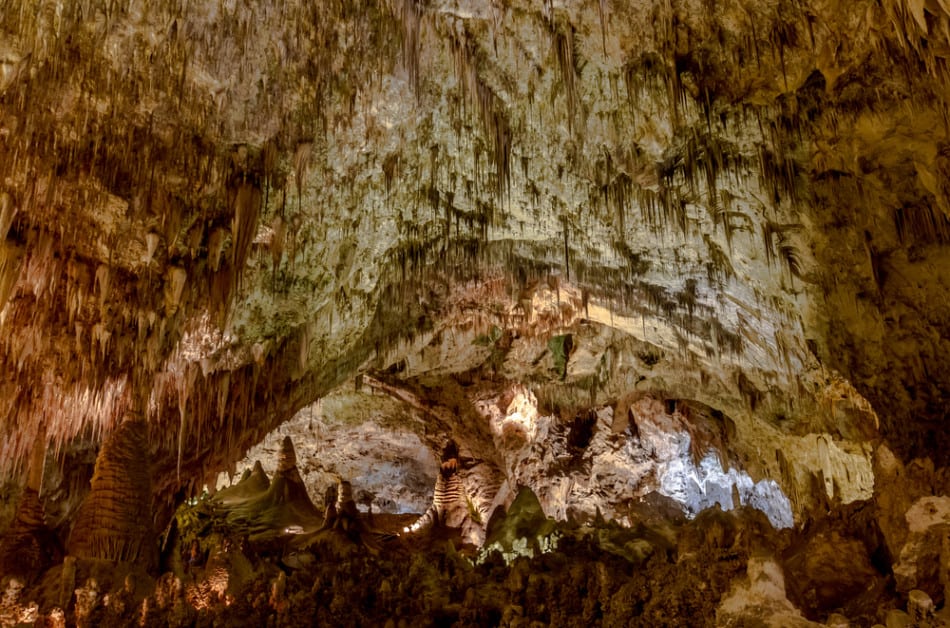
[67,419,156,570]
[276,435,297,474]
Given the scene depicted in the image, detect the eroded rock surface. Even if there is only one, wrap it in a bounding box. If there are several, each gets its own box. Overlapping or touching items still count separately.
[66,419,155,570]
[0,0,949,625]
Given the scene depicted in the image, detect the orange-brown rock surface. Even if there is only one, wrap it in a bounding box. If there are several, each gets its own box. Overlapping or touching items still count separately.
[0,0,949,624]
[66,419,155,569]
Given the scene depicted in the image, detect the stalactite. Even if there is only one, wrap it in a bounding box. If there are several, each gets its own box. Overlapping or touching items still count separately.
[95,263,111,311]
[597,0,608,58]
[0,192,16,241]
[552,22,580,133]
[229,181,263,292]
[894,203,950,244]
[563,224,571,281]
[451,31,512,202]
[394,0,423,93]
[269,214,286,281]
[0,241,22,311]
[164,266,187,315]
[175,364,198,483]
[702,234,735,285]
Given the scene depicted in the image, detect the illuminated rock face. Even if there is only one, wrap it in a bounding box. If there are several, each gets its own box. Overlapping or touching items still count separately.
[224,391,440,515]
[0,0,948,622]
[66,420,155,569]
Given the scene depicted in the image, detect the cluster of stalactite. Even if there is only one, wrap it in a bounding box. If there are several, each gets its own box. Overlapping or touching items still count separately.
[0,0,949,564]
[368,0,950,462]
[0,0,408,486]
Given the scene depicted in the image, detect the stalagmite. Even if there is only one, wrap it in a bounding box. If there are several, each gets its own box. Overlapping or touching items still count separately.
[0,488,62,580]
[0,0,948,624]
[276,435,297,473]
[403,440,467,534]
[0,435,60,580]
[213,460,270,507]
[67,418,157,570]
[218,436,321,539]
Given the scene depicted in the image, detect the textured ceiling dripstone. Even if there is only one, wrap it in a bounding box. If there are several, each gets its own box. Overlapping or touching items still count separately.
[0,0,947,527]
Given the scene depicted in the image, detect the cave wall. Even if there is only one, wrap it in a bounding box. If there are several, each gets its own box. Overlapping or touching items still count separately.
[0,0,947,533]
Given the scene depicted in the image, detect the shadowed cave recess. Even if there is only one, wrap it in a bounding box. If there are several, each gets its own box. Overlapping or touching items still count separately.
[1,0,950,625]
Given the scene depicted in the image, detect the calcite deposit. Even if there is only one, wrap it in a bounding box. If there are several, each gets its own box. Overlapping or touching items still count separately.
[1,0,949,624]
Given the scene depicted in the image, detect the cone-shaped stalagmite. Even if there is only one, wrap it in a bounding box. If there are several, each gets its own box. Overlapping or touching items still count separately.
[213,460,270,507]
[0,489,62,580]
[223,436,321,538]
[265,436,320,521]
[67,419,157,570]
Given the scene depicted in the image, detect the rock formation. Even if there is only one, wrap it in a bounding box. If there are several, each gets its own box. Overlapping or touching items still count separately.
[212,461,270,508]
[0,0,949,624]
[403,440,468,534]
[0,489,61,581]
[218,437,321,541]
[65,419,155,570]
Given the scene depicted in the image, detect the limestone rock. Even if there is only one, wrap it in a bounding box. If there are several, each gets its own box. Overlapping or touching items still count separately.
[276,436,297,474]
[0,489,61,581]
[782,530,879,615]
[66,420,156,569]
[213,461,270,507]
[403,441,469,535]
[222,437,321,539]
[825,613,850,627]
[893,496,950,602]
[717,555,820,628]
[221,391,440,515]
[885,609,911,628]
[0,0,949,624]
[907,589,935,621]
[480,487,559,563]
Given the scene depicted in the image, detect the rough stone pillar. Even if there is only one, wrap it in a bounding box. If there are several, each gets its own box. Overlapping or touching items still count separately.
[67,419,156,570]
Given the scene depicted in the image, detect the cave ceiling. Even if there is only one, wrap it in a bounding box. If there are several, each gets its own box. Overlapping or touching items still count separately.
[0,0,948,527]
